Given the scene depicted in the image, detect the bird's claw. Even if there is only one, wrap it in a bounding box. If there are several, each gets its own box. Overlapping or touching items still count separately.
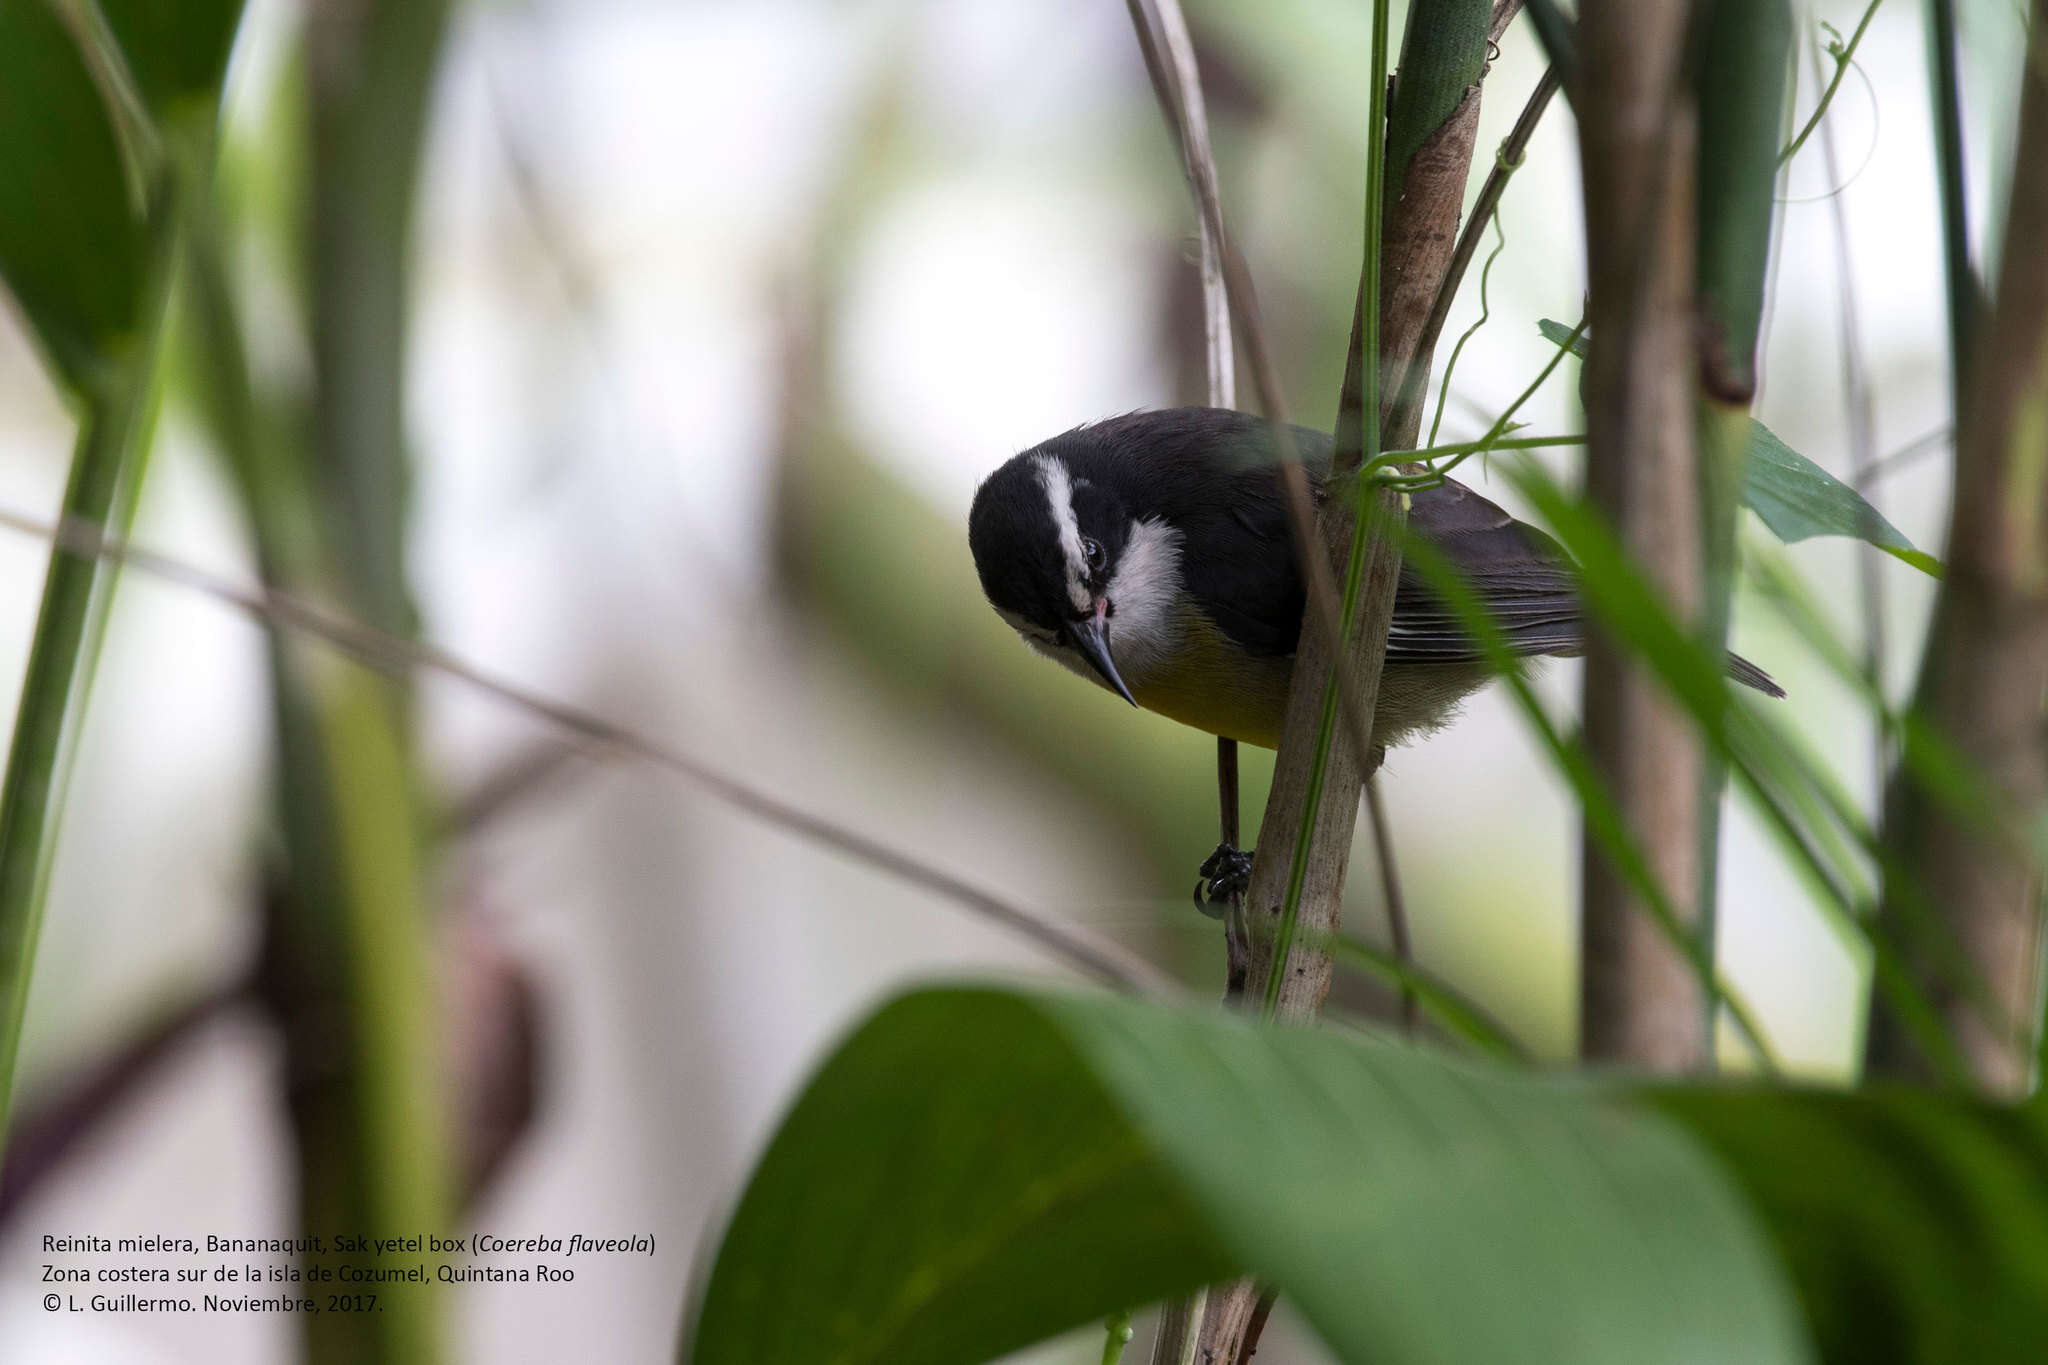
[1193,843,1254,917]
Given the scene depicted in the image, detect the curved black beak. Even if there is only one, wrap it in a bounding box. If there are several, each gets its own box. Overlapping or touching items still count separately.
[1068,610,1137,707]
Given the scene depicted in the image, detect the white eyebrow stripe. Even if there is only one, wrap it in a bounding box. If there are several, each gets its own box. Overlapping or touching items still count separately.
[1033,455,1092,613]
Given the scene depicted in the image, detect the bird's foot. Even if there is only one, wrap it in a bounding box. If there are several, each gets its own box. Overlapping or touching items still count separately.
[1193,843,1254,918]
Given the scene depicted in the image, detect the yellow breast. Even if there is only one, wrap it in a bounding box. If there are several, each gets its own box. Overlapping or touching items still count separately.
[1126,606,1293,750]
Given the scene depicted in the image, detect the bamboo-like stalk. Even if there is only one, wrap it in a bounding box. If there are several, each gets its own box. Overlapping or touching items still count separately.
[1867,2,2048,1095]
[190,3,461,1358]
[0,187,174,1157]
[1692,0,1791,1054]
[1386,65,1560,447]
[1574,0,1709,1069]
[1184,1,1495,1358]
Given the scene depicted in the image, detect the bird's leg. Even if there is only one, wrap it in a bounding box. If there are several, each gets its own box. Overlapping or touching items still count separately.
[1194,843,1255,916]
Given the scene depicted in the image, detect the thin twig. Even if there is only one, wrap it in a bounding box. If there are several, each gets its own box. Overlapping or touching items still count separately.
[1123,0,1248,989]
[1363,774,1417,1033]
[1425,211,1507,449]
[1778,0,1887,167]
[0,978,244,1224]
[0,504,1175,998]
[445,740,583,836]
[1125,11,1252,1360]
[1124,0,1380,773]
[1927,0,1981,389]
[1852,426,1952,489]
[1814,36,1888,801]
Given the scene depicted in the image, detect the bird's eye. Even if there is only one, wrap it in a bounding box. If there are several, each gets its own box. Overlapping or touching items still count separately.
[1082,537,1105,572]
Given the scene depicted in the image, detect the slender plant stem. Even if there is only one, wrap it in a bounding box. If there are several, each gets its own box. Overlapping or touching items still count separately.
[1385,433,1587,461]
[0,182,174,1158]
[1853,425,1953,489]
[1927,0,1979,391]
[1101,1311,1134,1365]
[1262,0,1395,1016]
[1124,0,1381,773]
[1427,212,1508,448]
[1363,775,1417,1033]
[1778,0,1887,166]
[1122,0,1246,999]
[1374,319,1586,490]
[1814,34,1889,803]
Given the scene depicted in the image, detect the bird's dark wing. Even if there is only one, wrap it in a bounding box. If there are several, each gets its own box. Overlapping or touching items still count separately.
[1065,410,1585,663]
[1386,477,1585,663]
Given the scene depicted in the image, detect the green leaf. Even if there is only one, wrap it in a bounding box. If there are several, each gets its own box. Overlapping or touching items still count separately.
[1742,421,1942,575]
[0,0,242,393]
[100,0,245,121]
[1535,320,1937,574]
[0,0,146,392]
[687,986,1810,1365]
[1537,316,1590,358]
[1654,1085,2048,1363]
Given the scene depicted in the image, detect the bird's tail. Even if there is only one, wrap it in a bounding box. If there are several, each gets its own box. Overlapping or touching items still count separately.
[1726,652,1785,698]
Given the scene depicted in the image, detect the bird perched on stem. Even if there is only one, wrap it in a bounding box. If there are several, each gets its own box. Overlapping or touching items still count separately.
[968,406,1781,753]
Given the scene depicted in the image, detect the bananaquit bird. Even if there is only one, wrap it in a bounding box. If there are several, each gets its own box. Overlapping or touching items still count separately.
[968,406,1782,753]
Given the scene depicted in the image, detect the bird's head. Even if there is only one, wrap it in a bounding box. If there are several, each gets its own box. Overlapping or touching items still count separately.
[968,448,1140,705]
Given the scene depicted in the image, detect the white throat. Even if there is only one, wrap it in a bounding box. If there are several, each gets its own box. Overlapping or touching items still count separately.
[996,516,1185,695]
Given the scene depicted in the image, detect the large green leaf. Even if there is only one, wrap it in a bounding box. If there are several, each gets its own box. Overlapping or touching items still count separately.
[686,986,1809,1365]
[1533,319,1935,574]
[1655,1085,2048,1363]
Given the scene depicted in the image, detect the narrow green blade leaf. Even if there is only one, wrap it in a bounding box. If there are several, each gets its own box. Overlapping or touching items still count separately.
[688,986,1810,1365]
[1742,421,1941,574]
[0,0,243,393]
[1537,315,1591,358]
[0,0,246,1151]
[0,0,145,391]
[100,0,244,120]
[1534,319,1937,573]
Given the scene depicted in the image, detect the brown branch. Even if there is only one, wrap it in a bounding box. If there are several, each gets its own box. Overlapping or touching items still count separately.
[1574,2,1708,1068]
[1868,4,2048,1095]
[0,981,244,1224]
